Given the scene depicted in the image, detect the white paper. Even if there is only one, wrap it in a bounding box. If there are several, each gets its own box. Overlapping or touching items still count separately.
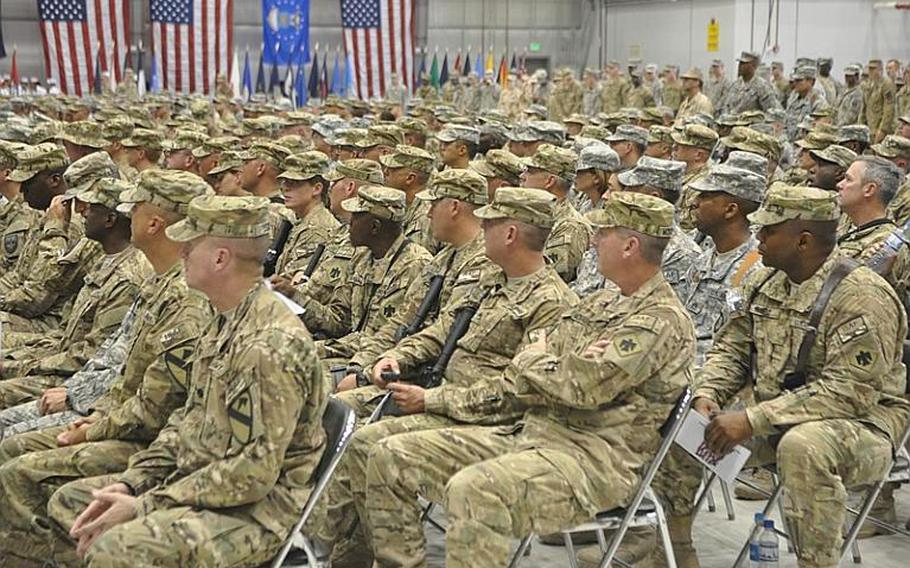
[675,409,752,484]
[263,279,305,315]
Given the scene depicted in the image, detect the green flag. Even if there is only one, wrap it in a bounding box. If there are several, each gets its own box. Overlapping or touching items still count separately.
[430,52,439,89]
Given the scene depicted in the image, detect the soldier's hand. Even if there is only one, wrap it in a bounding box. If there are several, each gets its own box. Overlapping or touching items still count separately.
[39,387,69,415]
[47,195,72,223]
[582,339,611,359]
[72,486,138,557]
[372,358,400,387]
[388,382,425,414]
[336,374,357,392]
[693,397,720,418]
[57,421,90,447]
[270,275,296,297]
[704,410,753,455]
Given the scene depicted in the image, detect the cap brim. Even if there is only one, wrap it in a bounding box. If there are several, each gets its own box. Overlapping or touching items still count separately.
[73,188,106,205]
[473,204,509,220]
[470,161,497,178]
[277,171,315,181]
[116,202,136,215]
[341,197,371,214]
[378,154,403,169]
[584,209,618,228]
[191,148,213,158]
[165,220,206,242]
[747,209,788,226]
[617,170,644,187]
[870,143,897,158]
[414,189,440,201]
[7,169,36,183]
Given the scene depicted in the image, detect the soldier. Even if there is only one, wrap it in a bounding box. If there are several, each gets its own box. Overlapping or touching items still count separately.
[784,66,827,141]
[505,120,566,159]
[386,72,409,111]
[601,60,630,113]
[237,140,292,202]
[718,51,783,115]
[0,142,38,271]
[436,124,480,169]
[58,121,109,162]
[548,69,583,122]
[520,144,593,283]
[397,117,429,149]
[865,59,897,143]
[355,124,406,162]
[898,69,910,118]
[809,144,856,193]
[470,147,526,203]
[363,191,694,567]
[617,156,702,292]
[191,136,239,178]
[676,67,714,122]
[705,59,732,106]
[869,135,910,225]
[693,184,909,568]
[38,195,328,567]
[899,115,910,139]
[838,124,872,155]
[836,64,866,126]
[581,69,603,116]
[606,124,649,168]
[498,73,530,120]
[203,151,246,196]
[644,63,663,105]
[304,186,431,366]
[626,68,655,109]
[887,59,903,83]
[645,126,674,160]
[477,72,502,111]
[161,129,206,172]
[672,124,720,231]
[661,65,684,112]
[771,61,790,103]
[337,169,493,405]
[119,129,162,173]
[270,151,340,289]
[720,126,784,180]
[816,57,842,106]
[0,178,151,413]
[379,144,440,252]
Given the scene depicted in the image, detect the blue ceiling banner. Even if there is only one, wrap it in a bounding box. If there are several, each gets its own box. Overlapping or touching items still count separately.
[262,0,310,67]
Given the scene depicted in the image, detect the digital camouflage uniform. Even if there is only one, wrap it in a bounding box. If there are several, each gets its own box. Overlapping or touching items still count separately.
[363,192,695,567]
[672,124,719,231]
[39,196,329,568]
[864,68,897,138]
[836,66,865,126]
[695,186,910,568]
[877,135,910,225]
[718,53,783,116]
[274,151,341,279]
[319,188,578,563]
[311,186,432,362]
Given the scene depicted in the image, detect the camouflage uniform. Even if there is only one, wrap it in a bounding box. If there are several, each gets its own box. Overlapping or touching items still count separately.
[704,66,732,107]
[662,78,685,112]
[865,69,897,138]
[43,197,327,566]
[548,76,583,122]
[672,124,719,231]
[676,91,714,122]
[626,82,655,109]
[836,73,865,126]
[378,145,440,252]
[309,187,432,361]
[601,75,630,113]
[499,83,530,120]
[582,83,603,116]
[784,69,827,141]
[0,195,38,271]
[317,188,578,562]
[274,152,340,279]
[363,192,695,567]
[718,53,783,115]
[695,185,910,567]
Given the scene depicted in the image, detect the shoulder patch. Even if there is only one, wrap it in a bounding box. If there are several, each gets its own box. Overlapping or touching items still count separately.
[835,315,869,344]
[159,324,192,349]
[227,387,255,444]
[163,344,194,389]
[626,314,661,331]
[455,269,482,284]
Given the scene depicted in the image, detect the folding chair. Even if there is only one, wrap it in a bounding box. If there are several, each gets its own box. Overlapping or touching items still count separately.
[270,398,357,568]
[694,471,736,521]
[509,386,693,568]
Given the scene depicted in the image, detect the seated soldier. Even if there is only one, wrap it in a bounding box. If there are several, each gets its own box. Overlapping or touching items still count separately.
[379,144,440,252]
[361,191,695,567]
[694,185,909,568]
[38,195,328,567]
[318,187,578,566]
[0,141,39,272]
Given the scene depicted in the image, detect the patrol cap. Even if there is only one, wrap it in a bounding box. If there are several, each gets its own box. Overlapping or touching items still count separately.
[164,129,207,152]
[341,185,407,222]
[606,124,650,147]
[671,123,719,150]
[205,151,245,176]
[277,151,332,181]
[120,128,163,151]
[736,51,761,64]
[192,136,240,158]
[325,158,385,184]
[415,168,487,205]
[843,64,862,76]
[721,126,783,162]
[680,67,704,83]
[711,59,724,67]
[63,152,119,195]
[725,150,769,178]
[578,125,612,144]
[523,143,578,180]
[470,149,526,184]
[436,124,481,145]
[586,191,674,238]
[795,57,815,68]
[237,141,291,167]
[791,66,817,80]
[868,59,883,68]
[356,124,406,149]
[837,124,871,145]
[523,104,548,119]
[73,177,133,210]
[0,142,18,169]
[617,156,686,193]
[8,143,70,182]
[59,121,106,148]
[795,130,839,150]
[899,114,910,126]
[29,121,62,145]
[285,111,316,126]
[396,117,428,135]
[276,134,313,154]
[101,116,134,142]
[689,164,765,203]
[473,186,556,228]
[330,128,368,148]
[378,144,436,174]
[871,135,910,159]
[647,125,674,145]
[563,113,588,126]
[577,145,621,173]
[809,144,857,168]
[817,57,833,66]
[118,169,213,215]
[748,184,840,226]
[166,195,272,241]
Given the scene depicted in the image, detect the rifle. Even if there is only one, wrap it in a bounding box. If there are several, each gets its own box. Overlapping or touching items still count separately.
[394,274,445,342]
[298,243,327,283]
[262,219,293,277]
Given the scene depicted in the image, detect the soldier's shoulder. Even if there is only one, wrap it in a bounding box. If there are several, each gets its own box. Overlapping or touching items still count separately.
[115,247,155,287]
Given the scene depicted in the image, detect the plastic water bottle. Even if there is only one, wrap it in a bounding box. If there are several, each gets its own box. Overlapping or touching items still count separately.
[749,512,765,567]
[758,518,780,567]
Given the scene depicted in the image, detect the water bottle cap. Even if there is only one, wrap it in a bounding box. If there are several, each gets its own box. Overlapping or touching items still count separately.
[763,519,775,528]
[754,512,764,522]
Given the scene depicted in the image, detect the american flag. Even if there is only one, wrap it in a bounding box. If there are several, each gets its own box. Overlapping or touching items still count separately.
[341,0,414,100]
[150,0,233,94]
[37,0,131,97]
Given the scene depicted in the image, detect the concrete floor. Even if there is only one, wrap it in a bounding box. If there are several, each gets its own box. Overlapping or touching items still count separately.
[417,483,910,567]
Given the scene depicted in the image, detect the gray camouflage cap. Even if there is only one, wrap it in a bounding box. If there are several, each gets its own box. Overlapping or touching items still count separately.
[527,121,567,145]
[617,156,686,193]
[689,164,766,203]
[837,124,871,145]
[605,124,650,147]
[576,145,621,173]
[725,150,769,178]
[436,124,481,145]
[378,144,437,174]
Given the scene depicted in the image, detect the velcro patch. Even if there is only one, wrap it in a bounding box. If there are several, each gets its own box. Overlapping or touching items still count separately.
[836,316,869,344]
[163,344,194,389]
[228,388,254,445]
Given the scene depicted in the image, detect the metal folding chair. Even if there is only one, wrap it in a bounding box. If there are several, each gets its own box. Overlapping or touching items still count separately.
[270,398,357,568]
[509,386,693,568]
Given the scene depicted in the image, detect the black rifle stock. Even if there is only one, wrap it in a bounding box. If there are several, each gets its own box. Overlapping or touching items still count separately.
[394,274,445,342]
[262,219,293,277]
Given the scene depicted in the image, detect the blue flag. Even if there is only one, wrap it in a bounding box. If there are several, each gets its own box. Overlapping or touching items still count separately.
[474,53,483,77]
[242,48,253,99]
[295,61,307,107]
[331,51,342,95]
[149,48,161,93]
[255,48,267,93]
[307,50,319,99]
[263,0,310,66]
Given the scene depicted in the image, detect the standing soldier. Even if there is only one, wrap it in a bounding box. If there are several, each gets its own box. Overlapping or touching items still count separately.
[771,61,791,104]
[897,67,910,119]
[718,51,783,115]
[601,61,630,113]
[626,68,656,109]
[477,71,502,111]
[816,57,842,105]
[548,69,583,123]
[498,73,529,120]
[865,59,897,143]
[581,69,603,116]
[837,64,866,126]
[386,72,409,111]
[784,66,826,141]
[705,59,732,107]
[676,67,714,122]
[661,65,685,113]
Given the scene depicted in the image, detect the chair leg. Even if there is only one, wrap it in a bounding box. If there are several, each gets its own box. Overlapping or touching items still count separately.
[841,480,887,564]
[654,500,678,568]
[564,531,581,568]
[720,480,736,521]
[851,535,862,564]
[770,472,794,554]
[693,472,718,517]
[705,471,717,513]
[507,534,534,568]
[733,480,785,567]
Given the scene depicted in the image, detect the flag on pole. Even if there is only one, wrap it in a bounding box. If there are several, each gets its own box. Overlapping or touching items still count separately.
[453,49,461,77]
[331,49,342,95]
[498,54,507,85]
[255,46,266,93]
[294,57,307,107]
[439,50,449,86]
[109,41,119,92]
[463,47,471,76]
[92,45,103,94]
[149,46,161,93]
[10,47,20,94]
[0,2,6,59]
[268,58,281,96]
[262,0,310,67]
[340,0,415,100]
[320,50,328,99]
[474,52,482,77]
[37,0,131,96]
[510,51,517,71]
[307,46,319,99]
[485,49,494,74]
[149,0,235,94]
[415,48,425,86]
[429,50,439,89]
[241,46,252,99]
[345,49,355,98]
[230,48,240,98]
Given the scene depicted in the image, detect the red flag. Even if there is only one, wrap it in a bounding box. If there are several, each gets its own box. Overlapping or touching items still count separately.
[341,0,415,99]
[453,50,461,77]
[10,47,19,91]
[498,55,507,85]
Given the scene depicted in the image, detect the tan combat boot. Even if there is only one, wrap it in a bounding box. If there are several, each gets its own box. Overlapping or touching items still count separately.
[857,483,897,539]
[575,527,657,567]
